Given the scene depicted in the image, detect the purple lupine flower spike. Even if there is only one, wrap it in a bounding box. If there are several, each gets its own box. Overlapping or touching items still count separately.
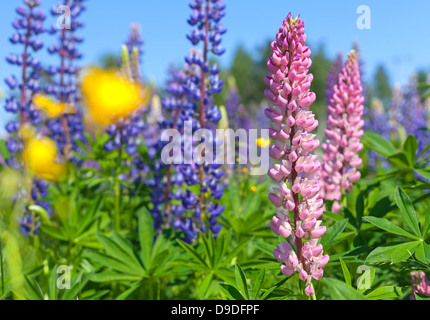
[45,0,87,163]
[265,13,328,297]
[326,53,343,107]
[321,51,365,213]
[4,0,47,236]
[169,0,227,242]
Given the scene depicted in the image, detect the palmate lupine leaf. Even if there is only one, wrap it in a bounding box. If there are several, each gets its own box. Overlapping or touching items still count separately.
[362,216,420,240]
[234,264,249,300]
[362,132,396,158]
[394,187,422,238]
[365,286,403,300]
[320,219,349,248]
[138,208,154,270]
[339,258,352,286]
[366,241,421,264]
[403,135,419,167]
[324,278,368,300]
[252,268,266,300]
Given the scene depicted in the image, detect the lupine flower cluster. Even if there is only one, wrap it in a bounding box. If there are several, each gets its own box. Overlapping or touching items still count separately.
[148,64,192,233]
[225,79,252,132]
[166,0,226,241]
[103,45,147,179]
[4,0,49,236]
[393,79,430,160]
[326,53,343,107]
[4,0,46,170]
[320,51,364,213]
[264,13,329,297]
[366,98,390,170]
[102,25,151,188]
[411,271,430,300]
[43,0,87,162]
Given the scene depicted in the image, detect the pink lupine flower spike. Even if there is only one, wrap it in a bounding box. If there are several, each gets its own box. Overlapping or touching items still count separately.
[265,13,329,297]
[320,50,365,213]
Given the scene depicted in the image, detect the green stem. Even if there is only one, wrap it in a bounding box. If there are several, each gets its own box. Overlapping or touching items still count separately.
[310,283,317,300]
[0,234,4,299]
[113,130,123,232]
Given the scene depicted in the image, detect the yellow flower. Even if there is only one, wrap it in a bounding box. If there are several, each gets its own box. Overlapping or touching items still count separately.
[81,68,149,125]
[242,168,248,173]
[250,186,257,192]
[33,94,75,118]
[257,138,271,148]
[19,124,36,141]
[23,137,66,182]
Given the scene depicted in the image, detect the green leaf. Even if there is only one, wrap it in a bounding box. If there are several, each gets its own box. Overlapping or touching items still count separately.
[0,140,10,160]
[228,178,240,215]
[403,135,418,166]
[362,216,420,240]
[138,208,154,270]
[260,278,288,300]
[97,234,143,273]
[197,273,213,300]
[41,225,68,241]
[387,152,410,169]
[369,196,395,218]
[357,267,376,294]
[414,292,430,300]
[366,286,403,300]
[422,206,430,238]
[62,273,89,300]
[115,282,141,300]
[414,169,430,181]
[320,219,348,247]
[395,187,422,238]
[242,193,261,218]
[324,278,368,300]
[366,241,421,263]
[177,240,209,270]
[219,283,245,300]
[252,268,265,300]
[214,232,230,268]
[24,276,44,300]
[200,233,214,268]
[84,250,142,276]
[89,270,142,283]
[339,258,351,286]
[407,183,430,190]
[425,243,430,261]
[235,264,249,300]
[252,241,275,257]
[355,193,364,230]
[362,132,396,157]
[415,243,428,264]
[417,144,430,160]
[49,265,58,301]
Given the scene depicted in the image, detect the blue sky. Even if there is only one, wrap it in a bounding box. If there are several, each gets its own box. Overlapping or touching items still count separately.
[1,0,430,133]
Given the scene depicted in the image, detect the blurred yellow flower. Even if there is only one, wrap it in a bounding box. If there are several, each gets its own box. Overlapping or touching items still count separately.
[81,68,149,125]
[250,186,257,192]
[33,94,75,118]
[256,138,271,148]
[19,124,36,141]
[23,137,66,182]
